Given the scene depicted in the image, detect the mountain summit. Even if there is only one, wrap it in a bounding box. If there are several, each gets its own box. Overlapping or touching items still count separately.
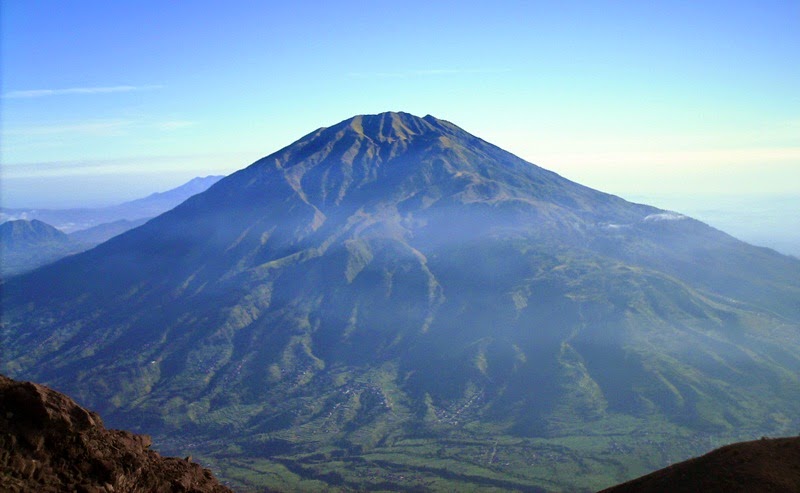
[228,111,646,218]
[3,112,800,491]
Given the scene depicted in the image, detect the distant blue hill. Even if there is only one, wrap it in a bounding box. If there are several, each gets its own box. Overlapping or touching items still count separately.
[0,175,223,276]
[0,175,224,233]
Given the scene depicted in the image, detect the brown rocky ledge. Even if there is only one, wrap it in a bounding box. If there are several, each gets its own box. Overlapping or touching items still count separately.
[0,374,233,493]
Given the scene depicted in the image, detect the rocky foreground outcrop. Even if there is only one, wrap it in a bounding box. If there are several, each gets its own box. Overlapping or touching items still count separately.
[0,374,232,493]
[599,436,800,493]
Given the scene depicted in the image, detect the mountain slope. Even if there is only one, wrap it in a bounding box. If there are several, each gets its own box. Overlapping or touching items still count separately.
[3,112,799,491]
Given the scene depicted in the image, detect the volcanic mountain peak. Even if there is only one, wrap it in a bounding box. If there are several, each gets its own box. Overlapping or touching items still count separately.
[254,112,479,171]
[338,111,437,142]
[222,110,629,222]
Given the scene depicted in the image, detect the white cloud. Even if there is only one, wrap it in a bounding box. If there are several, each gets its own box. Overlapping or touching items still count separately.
[155,120,197,131]
[601,223,629,230]
[2,85,163,99]
[0,152,248,179]
[643,212,687,222]
[347,68,511,79]
[3,118,197,139]
[3,120,134,137]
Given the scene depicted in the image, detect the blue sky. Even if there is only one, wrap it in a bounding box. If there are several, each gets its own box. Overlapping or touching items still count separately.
[2,1,799,216]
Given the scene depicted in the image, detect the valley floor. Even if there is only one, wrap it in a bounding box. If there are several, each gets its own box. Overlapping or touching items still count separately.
[154,418,784,492]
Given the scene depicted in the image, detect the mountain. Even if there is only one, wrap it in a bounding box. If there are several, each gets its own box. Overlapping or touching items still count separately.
[0,219,73,276]
[68,217,151,245]
[109,175,227,223]
[0,218,69,248]
[599,436,800,493]
[3,112,800,492]
[1,218,150,278]
[0,175,223,233]
[0,374,233,493]
[1,176,222,276]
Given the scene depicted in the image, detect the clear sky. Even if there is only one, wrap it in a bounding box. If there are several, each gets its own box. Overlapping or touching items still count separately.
[2,1,798,220]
